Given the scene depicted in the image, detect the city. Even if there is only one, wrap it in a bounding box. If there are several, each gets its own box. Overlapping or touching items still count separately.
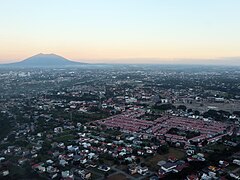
[0,65,239,179]
[1,1,240,179]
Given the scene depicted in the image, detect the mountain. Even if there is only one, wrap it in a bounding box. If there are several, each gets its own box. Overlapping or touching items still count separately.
[3,53,86,67]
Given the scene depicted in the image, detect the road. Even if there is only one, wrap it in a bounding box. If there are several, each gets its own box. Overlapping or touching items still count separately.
[109,165,154,180]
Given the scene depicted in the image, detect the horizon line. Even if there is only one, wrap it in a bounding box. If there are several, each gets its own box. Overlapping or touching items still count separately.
[0,53,240,66]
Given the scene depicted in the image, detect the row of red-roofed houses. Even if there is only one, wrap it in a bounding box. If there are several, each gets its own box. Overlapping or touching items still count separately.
[96,113,234,148]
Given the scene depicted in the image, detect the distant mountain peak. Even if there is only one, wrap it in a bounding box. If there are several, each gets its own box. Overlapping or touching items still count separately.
[3,53,87,67]
[28,53,66,59]
[36,53,60,56]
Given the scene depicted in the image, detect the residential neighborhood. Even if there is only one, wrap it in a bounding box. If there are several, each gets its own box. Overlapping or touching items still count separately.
[0,65,240,179]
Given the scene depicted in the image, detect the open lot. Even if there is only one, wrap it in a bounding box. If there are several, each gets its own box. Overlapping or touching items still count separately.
[107,173,128,180]
[205,143,227,152]
[145,148,185,170]
[174,101,240,113]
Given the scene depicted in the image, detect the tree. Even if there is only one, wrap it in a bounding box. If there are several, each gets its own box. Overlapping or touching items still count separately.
[8,134,16,142]
[41,141,52,152]
[114,158,120,165]
[233,111,240,116]
[153,104,176,111]
[201,139,208,146]
[104,172,109,178]
[157,145,169,154]
[151,137,158,143]
[136,158,141,164]
[177,105,187,111]
[194,110,200,116]
[203,109,230,121]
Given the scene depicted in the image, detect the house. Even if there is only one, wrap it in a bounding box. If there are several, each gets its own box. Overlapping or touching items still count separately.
[32,163,46,173]
[59,159,68,167]
[137,166,149,175]
[80,157,87,164]
[82,142,91,148]
[125,157,133,163]
[229,173,240,180]
[57,143,65,149]
[73,155,81,162]
[46,166,59,173]
[53,151,60,157]
[88,152,96,160]
[172,161,188,173]
[168,156,177,162]
[89,163,97,168]
[37,133,42,137]
[128,164,138,175]
[186,149,195,156]
[160,162,177,173]
[157,160,166,166]
[67,145,79,152]
[0,157,5,162]
[18,158,28,165]
[233,159,240,166]
[137,150,144,156]
[187,174,199,180]
[46,159,54,165]
[98,164,110,172]
[150,175,160,180]
[146,149,153,154]
[208,166,220,173]
[61,171,73,179]
[48,172,58,179]
[74,169,91,179]
[219,160,229,168]
[0,170,9,176]
[22,150,30,156]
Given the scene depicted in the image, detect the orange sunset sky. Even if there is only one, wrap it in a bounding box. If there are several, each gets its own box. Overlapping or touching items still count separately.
[0,0,240,64]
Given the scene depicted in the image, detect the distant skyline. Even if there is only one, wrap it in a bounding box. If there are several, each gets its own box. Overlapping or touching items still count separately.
[1,0,240,64]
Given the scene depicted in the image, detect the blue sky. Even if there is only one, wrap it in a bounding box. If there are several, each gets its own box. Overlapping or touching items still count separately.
[0,0,240,64]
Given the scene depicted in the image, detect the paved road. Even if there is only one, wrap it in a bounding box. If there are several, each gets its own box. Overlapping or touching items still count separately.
[110,166,135,180]
[232,167,240,174]
[85,168,104,180]
[110,165,154,180]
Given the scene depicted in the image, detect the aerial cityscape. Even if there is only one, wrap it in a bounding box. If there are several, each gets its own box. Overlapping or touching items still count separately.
[0,1,240,180]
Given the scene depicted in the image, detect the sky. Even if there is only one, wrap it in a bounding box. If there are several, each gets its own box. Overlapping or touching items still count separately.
[0,0,240,64]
